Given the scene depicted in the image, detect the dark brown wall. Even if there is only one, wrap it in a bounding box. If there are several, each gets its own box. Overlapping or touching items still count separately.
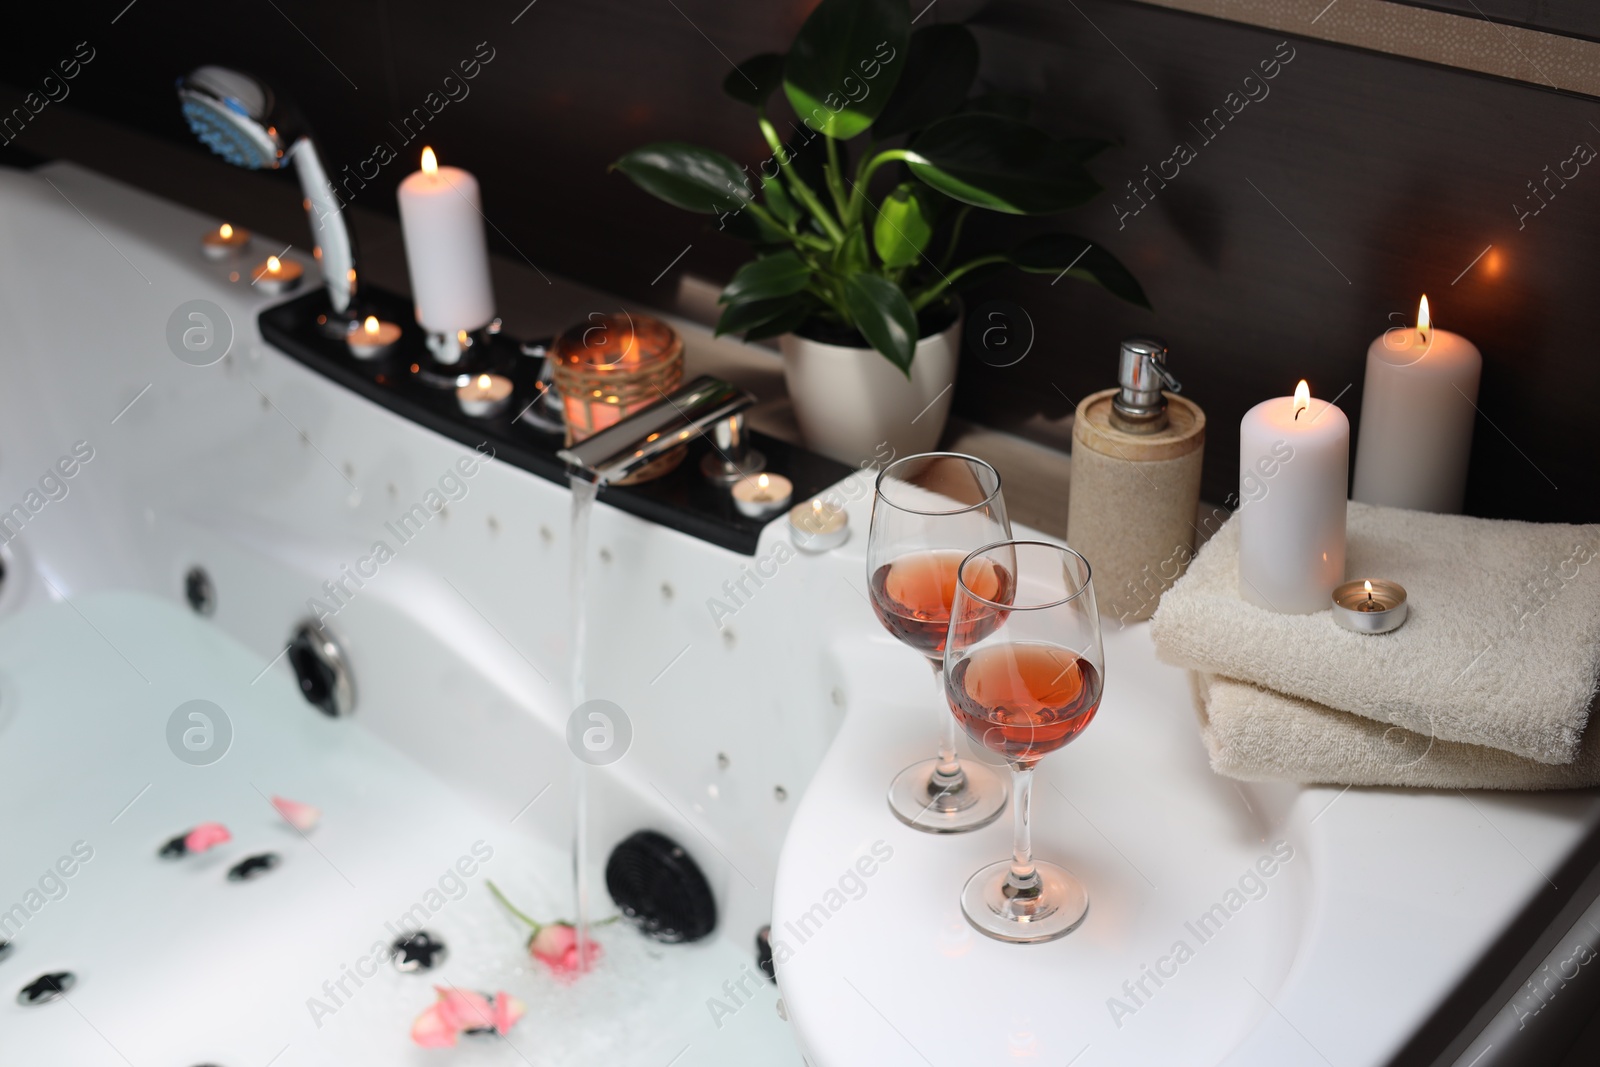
[2,0,1595,522]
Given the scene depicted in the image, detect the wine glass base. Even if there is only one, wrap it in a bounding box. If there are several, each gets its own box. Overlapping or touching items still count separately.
[961,859,1089,944]
[887,759,1008,834]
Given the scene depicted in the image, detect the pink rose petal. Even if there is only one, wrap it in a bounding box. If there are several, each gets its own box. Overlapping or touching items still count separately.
[183,822,231,854]
[271,796,321,833]
[530,922,601,981]
[410,1003,458,1048]
[433,986,493,1032]
[491,992,526,1035]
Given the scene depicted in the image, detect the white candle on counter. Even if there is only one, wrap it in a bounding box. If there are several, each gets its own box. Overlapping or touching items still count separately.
[1352,295,1481,514]
[252,254,303,295]
[397,147,495,341]
[1238,380,1349,614]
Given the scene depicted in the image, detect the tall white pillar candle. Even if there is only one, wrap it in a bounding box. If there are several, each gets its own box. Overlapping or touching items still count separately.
[1238,381,1349,613]
[397,147,495,340]
[1352,296,1481,513]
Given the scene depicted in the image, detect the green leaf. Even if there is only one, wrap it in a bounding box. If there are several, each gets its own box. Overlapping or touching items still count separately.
[872,24,979,138]
[841,273,917,374]
[715,294,811,337]
[873,183,935,268]
[611,143,752,214]
[742,300,815,341]
[1009,233,1150,308]
[782,0,909,140]
[718,204,791,246]
[832,226,870,275]
[724,53,784,107]
[719,251,813,305]
[763,174,800,225]
[906,115,1101,214]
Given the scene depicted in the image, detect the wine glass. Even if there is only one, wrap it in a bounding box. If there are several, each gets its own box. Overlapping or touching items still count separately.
[867,453,1010,833]
[945,540,1104,943]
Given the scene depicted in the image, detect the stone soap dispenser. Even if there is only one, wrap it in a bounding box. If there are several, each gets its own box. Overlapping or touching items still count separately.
[1065,338,1205,624]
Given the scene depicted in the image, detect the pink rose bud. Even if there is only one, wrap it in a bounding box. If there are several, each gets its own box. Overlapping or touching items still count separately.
[183,822,231,854]
[529,922,602,981]
[271,796,321,832]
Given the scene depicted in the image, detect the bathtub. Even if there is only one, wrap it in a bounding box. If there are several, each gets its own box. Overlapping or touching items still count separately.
[2,159,1598,1067]
[0,161,823,1064]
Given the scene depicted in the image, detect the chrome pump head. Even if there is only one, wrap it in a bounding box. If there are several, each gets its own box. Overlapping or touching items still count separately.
[1110,336,1182,434]
[177,66,357,319]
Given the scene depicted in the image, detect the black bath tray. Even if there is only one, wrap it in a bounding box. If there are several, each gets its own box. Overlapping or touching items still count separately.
[258,288,852,556]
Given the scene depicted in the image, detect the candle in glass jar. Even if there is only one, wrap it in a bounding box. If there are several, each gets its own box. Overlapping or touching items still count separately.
[1352,295,1481,513]
[397,147,495,338]
[1238,380,1349,614]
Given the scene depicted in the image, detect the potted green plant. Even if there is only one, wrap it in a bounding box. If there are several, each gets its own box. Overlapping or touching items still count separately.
[612,0,1147,465]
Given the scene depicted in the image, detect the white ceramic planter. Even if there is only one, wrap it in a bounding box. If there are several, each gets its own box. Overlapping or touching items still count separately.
[779,313,961,467]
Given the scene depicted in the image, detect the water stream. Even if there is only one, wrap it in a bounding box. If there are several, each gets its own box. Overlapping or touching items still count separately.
[567,474,600,970]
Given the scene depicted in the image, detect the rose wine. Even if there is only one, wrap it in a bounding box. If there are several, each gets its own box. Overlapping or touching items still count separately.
[947,642,1102,764]
[870,550,1012,657]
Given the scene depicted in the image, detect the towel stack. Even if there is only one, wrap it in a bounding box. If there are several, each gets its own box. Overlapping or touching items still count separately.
[1150,503,1600,790]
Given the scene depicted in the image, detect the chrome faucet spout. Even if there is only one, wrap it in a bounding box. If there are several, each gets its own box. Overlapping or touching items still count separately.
[557,376,765,487]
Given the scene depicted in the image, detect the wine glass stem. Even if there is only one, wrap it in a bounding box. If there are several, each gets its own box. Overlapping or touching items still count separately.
[931,659,963,785]
[1009,765,1039,892]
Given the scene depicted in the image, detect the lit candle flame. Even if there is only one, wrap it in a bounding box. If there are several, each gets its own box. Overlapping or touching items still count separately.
[266,255,282,274]
[477,374,491,389]
[757,473,770,490]
[1417,294,1430,344]
[1292,379,1310,421]
[457,329,469,346]
[421,147,438,174]
[811,499,823,515]
[363,316,379,335]
[1364,580,1373,596]
[218,223,233,240]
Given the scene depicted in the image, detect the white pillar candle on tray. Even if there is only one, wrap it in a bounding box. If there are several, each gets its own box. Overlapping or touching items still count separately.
[1352,295,1481,514]
[1238,380,1349,614]
[397,147,495,340]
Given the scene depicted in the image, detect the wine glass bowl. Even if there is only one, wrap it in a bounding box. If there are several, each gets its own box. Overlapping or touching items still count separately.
[867,453,1012,833]
[945,540,1104,943]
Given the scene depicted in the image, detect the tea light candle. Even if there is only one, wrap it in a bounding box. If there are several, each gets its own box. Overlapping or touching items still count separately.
[201,222,251,259]
[252,255,303,295]
[732,472,792,518]
[456,372,513,417]
[346,315,402,359]
[1331,578,1408,634]
[1352,295,1482,514]
[398,147,495,338]
[789,498,849,552]
[1238,379,1349,614]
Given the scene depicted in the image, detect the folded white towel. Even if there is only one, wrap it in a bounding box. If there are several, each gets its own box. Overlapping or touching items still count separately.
[1152,503,1600,764]
[1191,673,1600,790]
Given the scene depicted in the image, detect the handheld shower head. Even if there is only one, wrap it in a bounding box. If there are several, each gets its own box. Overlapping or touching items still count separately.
[177,66,286,170]
[177,66,358,319]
